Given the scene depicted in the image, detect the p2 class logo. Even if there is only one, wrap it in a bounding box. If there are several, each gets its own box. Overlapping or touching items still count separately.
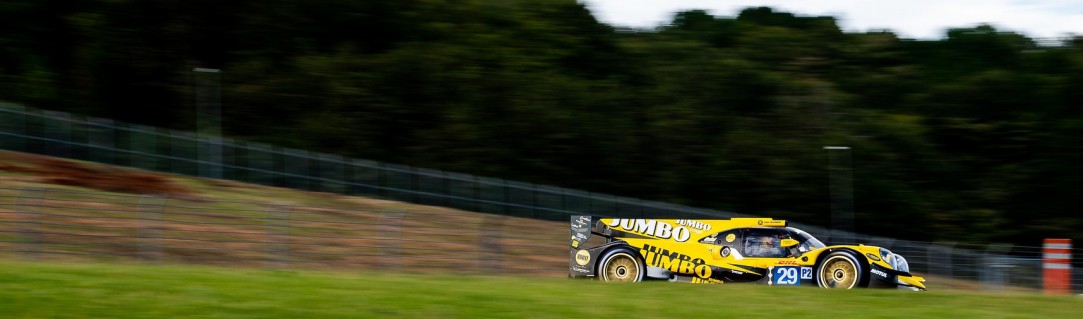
[800,267,813,280]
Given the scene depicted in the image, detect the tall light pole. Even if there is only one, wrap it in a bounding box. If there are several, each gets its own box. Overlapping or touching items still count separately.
[195,67,222,179]
[824,146,854,237]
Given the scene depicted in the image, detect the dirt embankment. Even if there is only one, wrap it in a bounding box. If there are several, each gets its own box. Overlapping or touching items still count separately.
[0,152,198,199]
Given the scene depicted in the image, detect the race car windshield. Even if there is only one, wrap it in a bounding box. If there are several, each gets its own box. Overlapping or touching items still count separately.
[788,227,825,250]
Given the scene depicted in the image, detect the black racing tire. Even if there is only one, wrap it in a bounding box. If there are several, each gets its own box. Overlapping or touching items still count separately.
[815,251,867,289]
[598,247,645,283]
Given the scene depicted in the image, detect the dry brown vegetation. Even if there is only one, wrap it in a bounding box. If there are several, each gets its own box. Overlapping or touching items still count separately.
[0,152,198,198]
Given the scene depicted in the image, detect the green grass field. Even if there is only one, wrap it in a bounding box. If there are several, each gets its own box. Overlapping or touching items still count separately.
[1,260,1079,319]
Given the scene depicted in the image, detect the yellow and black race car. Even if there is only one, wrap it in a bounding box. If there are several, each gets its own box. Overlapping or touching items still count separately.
[569,216,926,290]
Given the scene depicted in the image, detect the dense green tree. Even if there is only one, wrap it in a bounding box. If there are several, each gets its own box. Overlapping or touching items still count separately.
[1,1,1081,245]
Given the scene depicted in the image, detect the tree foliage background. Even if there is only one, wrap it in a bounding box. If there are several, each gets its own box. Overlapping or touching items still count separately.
[2,0,1082,244]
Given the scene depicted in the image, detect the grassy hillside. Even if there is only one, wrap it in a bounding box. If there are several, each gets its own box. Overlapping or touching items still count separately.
[0,150,1042,293]
[0,150,565,274]
[1,260,1080,319]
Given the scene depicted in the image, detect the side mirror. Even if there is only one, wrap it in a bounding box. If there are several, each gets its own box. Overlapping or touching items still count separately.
[780,239,799,248]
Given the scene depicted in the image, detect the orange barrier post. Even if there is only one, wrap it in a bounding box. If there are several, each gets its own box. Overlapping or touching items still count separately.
[1042,238,1071,295]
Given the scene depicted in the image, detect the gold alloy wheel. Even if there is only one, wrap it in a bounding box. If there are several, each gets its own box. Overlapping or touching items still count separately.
[819,255,858,288]
[602,252,640,282]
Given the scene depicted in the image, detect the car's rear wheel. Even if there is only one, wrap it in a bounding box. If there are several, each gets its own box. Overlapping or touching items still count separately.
[816,251,866,289]
[599,248,644,282]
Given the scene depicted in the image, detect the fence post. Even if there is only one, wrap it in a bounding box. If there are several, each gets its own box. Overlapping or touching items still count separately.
[502,180,510,215]
[153,126,169,172]
[270,146,283,187]
[87,117,114,165]
[443,171,451,207]
[114,121,132,167]
[41,110,70,158]
[265,204,293,268]
[478,216,504,274]
[586,192,593,215]
[195,67,222,178]
[200,135,223,179]
[17,188,46,259]
[379,211,405,270]
[0,104,28,151]
[137,195,167,263]
[928,242,956,280]
[560,188,567,213]
[982,243,1012,291]
[473,175,481,212]
[286,149,310,190]
[410,166,419,203]
[130,124,158,172]
[530,183,539,219]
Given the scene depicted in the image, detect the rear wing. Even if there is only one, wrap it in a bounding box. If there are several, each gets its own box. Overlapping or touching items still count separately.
[569,215,607,249]
[569,215,617,277]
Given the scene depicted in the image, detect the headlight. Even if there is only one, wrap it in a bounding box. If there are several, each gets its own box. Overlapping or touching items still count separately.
[893,254,910,273]
[879,248,895,266]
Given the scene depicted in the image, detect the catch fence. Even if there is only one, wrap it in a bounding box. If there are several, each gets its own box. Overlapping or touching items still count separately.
[0,103,737,221]
[2,104,1081,292]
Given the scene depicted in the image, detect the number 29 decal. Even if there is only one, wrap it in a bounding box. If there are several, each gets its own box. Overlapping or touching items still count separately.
[772,266,813,285]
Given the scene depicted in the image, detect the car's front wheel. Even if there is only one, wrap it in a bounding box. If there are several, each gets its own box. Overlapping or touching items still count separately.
[598,248,645,282]
[816,251,866,289]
